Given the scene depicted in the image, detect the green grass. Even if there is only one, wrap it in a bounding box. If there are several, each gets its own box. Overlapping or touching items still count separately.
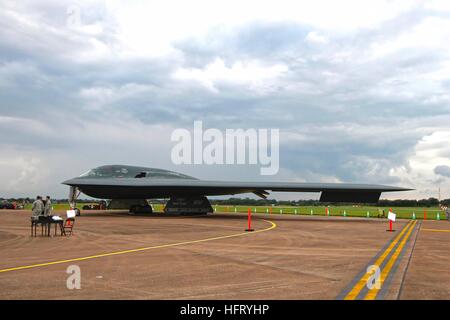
[208,205,446,220]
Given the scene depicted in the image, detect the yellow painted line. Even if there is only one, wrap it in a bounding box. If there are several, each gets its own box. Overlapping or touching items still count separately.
[422,228,450,233]
[344,220,414,300]
[364,220,417,300]
[0,219,276,274]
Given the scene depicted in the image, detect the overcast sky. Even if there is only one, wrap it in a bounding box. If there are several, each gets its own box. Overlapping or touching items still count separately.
[1,0,450,200]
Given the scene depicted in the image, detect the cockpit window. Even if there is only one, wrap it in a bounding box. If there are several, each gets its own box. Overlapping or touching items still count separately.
[78,165,196,180]
[79,166,130,178]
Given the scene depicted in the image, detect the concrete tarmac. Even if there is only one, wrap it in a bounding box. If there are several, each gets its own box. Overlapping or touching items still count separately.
[0,210,448,299]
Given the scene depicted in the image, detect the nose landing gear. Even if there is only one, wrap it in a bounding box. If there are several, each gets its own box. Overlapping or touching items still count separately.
[69,186,82,216]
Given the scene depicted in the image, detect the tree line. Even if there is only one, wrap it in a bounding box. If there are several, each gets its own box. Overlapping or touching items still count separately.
[209,197,446,207]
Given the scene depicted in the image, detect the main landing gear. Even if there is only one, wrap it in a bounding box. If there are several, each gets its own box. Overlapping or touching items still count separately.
[164,196,213,215]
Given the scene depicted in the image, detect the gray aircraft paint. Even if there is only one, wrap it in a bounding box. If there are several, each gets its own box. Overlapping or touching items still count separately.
[62,165,412,202]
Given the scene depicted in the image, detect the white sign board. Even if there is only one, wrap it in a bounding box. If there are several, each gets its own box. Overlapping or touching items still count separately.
[66,210,76,218]
[388,211,396,222]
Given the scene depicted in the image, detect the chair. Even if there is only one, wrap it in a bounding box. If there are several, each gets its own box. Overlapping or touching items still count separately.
[63,218,75,236]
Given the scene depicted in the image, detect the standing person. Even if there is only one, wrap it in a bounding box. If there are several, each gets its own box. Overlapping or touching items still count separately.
[31,196,44,221]
[44,196,52,217]
[446,206,450,221]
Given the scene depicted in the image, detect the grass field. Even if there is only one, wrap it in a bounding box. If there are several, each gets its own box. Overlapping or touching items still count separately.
[18,203,448,220]
[159,204,446,220]
[208,205,446,220]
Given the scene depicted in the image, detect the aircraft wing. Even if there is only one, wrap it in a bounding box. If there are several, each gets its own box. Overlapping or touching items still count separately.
[62,178,412,203]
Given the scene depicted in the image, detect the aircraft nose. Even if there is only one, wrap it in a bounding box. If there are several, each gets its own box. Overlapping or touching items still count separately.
[62,178,79,185]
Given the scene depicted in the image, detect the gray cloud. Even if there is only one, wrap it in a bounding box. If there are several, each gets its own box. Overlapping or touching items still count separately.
[434,165,450,178]
[1,1,450,199]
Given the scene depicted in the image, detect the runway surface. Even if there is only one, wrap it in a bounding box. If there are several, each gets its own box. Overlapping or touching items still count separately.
[0,210,448,299]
